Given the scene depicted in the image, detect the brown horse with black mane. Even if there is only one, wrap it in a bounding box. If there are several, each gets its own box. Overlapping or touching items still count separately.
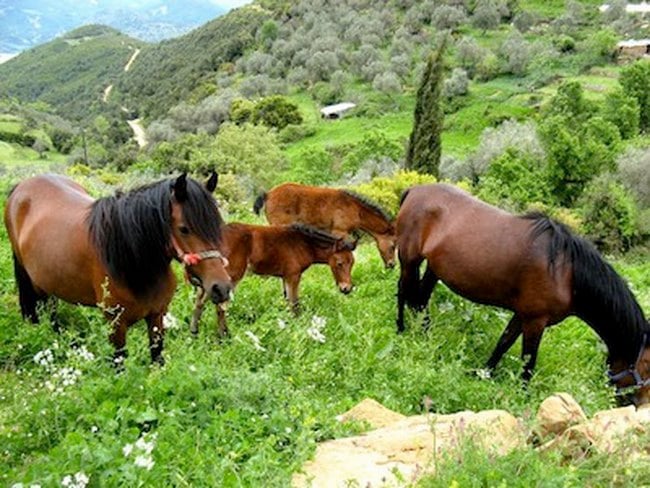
[190,222,357,337]
[254,182,396,268]
[397,183,650,406]
[4,172,232,365]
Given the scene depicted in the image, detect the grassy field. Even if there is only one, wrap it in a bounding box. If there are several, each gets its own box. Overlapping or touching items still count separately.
[1,168,649,486]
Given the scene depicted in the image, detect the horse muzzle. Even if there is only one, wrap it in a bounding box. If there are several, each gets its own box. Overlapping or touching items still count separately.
[210,282,233,304]
[338,283,353,294]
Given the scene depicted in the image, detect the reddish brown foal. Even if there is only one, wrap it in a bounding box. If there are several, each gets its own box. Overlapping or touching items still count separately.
[254,182,395,268]
[190,222,357,337]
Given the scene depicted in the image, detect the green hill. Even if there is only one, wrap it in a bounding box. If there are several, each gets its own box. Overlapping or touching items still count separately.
[0,25,145,122]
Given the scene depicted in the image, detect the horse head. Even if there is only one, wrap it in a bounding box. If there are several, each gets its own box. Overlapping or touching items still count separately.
[328,237,357,294]
[608,332,650,407]
[170,172,233,305]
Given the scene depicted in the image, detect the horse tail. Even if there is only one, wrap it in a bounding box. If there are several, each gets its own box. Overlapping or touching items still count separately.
[527,213,648,362]
[253,192,266,215]
[12,253,41,323]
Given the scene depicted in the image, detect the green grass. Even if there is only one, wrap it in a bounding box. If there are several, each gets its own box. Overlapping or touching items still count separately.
[1,172,648,486]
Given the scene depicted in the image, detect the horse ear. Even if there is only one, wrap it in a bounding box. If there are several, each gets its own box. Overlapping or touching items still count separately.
[206,171,219,193]
[173,173,188,202]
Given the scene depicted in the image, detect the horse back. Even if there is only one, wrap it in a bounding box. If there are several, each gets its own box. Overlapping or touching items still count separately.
[398,184,572,315]
[5,174,102,304]
[264,183,357,234]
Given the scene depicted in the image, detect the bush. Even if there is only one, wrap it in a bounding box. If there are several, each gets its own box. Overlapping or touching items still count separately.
[341,130,404,176]
[601,88,640,139]
[619,60,650,132]
[476,149,551,212]
[617,146,650,208]
[579,173,640,252]
[250,95,303,130]
[443,68,469,98]
[278,123,317,144]
[291,147,335,185]
[466,120,544,182]
[351,170,438,216]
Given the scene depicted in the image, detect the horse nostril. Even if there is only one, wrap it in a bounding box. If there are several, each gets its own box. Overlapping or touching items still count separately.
[340,284,353,294]
[210,283,231,304]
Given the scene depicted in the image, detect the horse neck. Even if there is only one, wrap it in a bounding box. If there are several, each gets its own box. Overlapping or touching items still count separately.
[570,248,648,365]
[344,193,391,236]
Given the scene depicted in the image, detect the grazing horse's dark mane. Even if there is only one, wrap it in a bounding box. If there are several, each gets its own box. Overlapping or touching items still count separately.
[87,177,222,297]
[342,190,393,223]
[524,212,649,363]
[290,224,353,250]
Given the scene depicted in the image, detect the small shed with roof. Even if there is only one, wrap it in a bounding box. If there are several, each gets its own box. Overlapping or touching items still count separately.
[320,102,356,120]
[616,39,650,60]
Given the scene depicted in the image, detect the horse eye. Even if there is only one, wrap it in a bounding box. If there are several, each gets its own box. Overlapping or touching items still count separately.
[179,225,190,235]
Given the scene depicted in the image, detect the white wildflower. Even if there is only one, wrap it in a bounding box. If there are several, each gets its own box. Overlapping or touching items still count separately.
[188,364,197,373]
[306,326,326,343]
[91,426,98,433]
[244,331,266,351]
[61,472,89,488]
[33,349,54,369]
[71,345,95,362]
[475,368,492,380]
[277,318,287,330]
[311,315,326,330]
[122,443,134,457]
[134,455,155,471]
[163,313,179,330]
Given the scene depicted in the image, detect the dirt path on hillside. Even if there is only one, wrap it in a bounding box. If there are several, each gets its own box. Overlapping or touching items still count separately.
[127,118,147,148]
[124,48,140,72]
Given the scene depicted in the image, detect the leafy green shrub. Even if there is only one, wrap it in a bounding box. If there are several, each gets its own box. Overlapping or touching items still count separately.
[476,149,551,212]
[579,174,640,252]
[616,146,650,210]
[278,123,317,144]
[601,88,640,140]
[341,130,404,176]
[291,147,335,185]
[351,170,437,216]
[251,95,303,130]
[619,60,650,132]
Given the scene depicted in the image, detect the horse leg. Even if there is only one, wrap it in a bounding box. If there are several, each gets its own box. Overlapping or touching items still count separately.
[13,253,43,323]
[521,318,548,382]
[486,314,523,372]
[216,304,229,339]
[109,321,128,370]
[418,267,438,330]
[284,274,301,315]
[396,259,422,333]
[146,313,166,366]
[190,288,208,337]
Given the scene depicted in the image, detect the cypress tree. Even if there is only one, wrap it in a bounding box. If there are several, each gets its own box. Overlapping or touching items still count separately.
[406,36,447,176]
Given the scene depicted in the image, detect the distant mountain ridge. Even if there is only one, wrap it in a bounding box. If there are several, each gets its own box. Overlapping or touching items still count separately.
[0,0,228,54]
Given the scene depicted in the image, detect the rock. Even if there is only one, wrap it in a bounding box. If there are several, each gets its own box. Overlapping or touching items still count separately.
[541,404,650,460]
[535,393,587,439]
[336,398,406,429]
[293,407,525,487]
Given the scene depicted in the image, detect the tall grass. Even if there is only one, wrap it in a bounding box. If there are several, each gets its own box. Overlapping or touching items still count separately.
[0,175,648,486]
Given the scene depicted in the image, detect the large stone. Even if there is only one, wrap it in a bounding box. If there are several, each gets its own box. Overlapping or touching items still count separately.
[541,404,650,460]
[535,393,587,439]
[293,407,525,487]
[336,398,406,429]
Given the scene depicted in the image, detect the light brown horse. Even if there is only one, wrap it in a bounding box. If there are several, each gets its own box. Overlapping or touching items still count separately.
[396,183,650,406]
[190,222,357,337]
[254,182,396,268]
[4,172,232,365]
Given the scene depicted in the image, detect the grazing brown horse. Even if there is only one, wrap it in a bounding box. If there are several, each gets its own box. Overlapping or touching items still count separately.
[254,182,396,268]
[4,172,232,365]
[396,183,650,406]
[190,222,357,337]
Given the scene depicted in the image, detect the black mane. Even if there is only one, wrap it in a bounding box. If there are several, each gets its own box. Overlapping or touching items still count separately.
[290,224,351,250]
[525,212,649,364]
[87,177,222,298]
[342,189,393,223]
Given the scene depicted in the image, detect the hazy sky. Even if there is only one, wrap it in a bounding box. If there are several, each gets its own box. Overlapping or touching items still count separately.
[211,0,253,7]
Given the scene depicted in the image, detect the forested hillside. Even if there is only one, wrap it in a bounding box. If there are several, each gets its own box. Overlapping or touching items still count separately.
[0,25,144,121]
